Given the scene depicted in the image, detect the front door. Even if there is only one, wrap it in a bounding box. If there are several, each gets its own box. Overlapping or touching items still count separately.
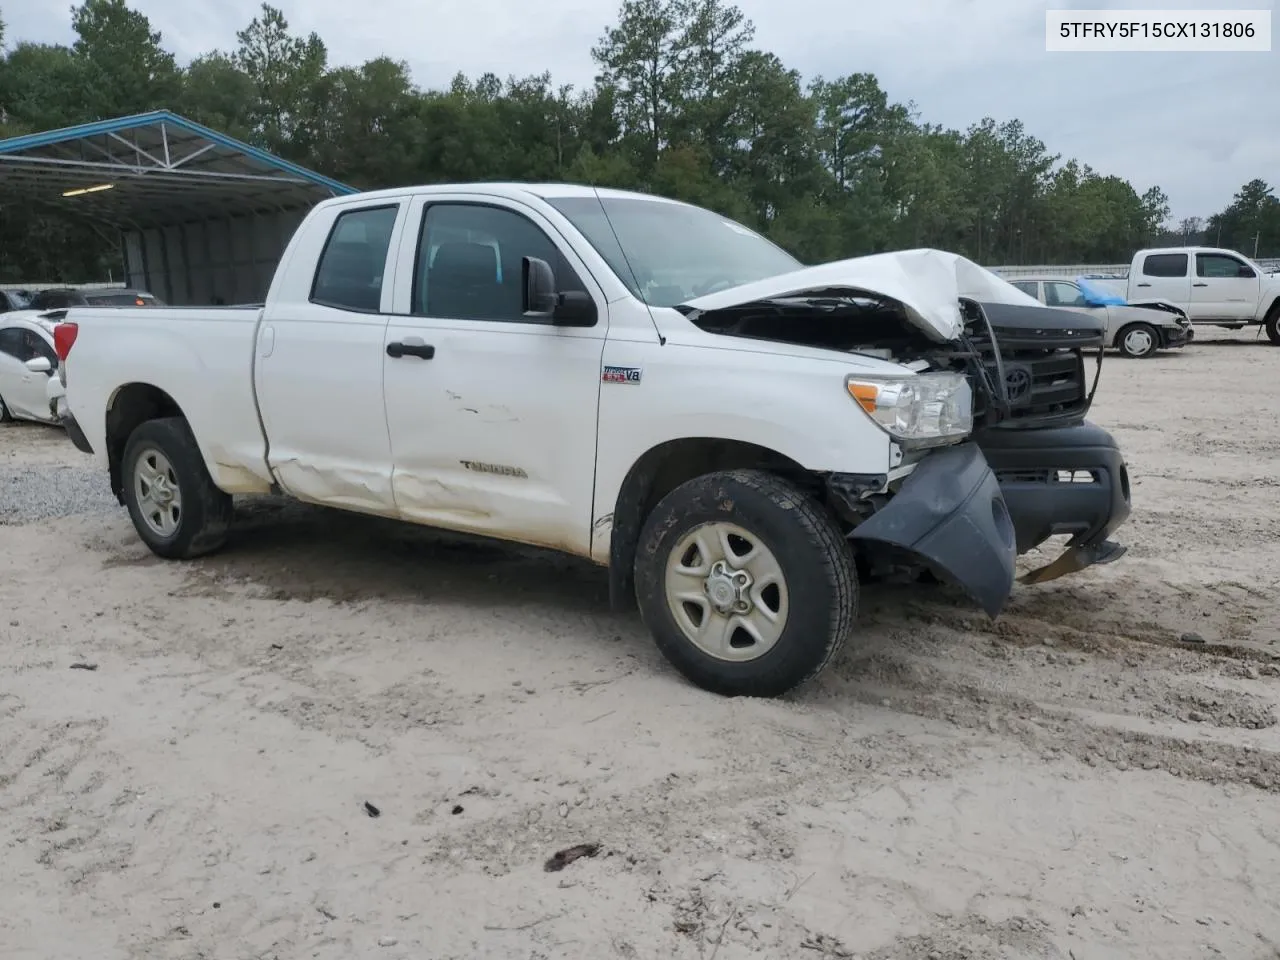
[1042,279,1113,336]
[1191,252,1260,321]
[381,196,608,556]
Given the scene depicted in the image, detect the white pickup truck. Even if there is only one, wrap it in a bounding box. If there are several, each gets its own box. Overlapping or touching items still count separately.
[1095,246,1280,343]
[51,184,1132,697]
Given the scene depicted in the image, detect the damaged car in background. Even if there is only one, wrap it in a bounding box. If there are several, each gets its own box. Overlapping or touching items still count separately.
[51,184,1131,698]
[1007,274,1193,358]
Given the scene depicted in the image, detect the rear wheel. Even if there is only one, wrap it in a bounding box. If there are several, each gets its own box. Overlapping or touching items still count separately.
[634,469,857,698]
[122,417,233,559]
[1265,305,1280,345]
[1117,322,1159,358]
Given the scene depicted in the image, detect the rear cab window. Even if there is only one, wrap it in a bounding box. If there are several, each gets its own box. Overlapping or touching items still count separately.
[1142,253,1188,278]
[309,205,401,313]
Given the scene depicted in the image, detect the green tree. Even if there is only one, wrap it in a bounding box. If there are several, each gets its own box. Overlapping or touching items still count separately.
[3,0,1262,279]
[70,0,180,119]
[1206,179,1280,257]
[178,53,256,140]
[234,3,329,158]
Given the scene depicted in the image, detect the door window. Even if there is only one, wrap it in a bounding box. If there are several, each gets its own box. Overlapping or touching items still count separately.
[412,203,588,322]
[309,205,400,313]
[1196,253,1252,278]
[1141,253,1188,277]
[24,331,57,368]
[1044,281,1087,307]
[1010,281,1039,298]
[0,327,33,361]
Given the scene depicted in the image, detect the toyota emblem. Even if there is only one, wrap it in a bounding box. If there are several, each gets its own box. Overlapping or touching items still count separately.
[1004,366,1032,403]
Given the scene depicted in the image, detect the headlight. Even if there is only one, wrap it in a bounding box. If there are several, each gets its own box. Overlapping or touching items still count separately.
[846,371,973,448]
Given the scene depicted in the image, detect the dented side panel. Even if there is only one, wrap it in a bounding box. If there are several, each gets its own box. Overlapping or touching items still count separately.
[378,319,608,556]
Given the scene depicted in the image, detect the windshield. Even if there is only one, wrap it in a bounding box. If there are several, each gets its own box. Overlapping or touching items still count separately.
[546,195,801,308]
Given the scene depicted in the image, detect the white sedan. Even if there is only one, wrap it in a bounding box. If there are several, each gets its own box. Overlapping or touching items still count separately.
[0,313,61,424]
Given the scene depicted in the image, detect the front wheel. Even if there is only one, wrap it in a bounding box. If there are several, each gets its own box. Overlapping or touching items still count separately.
[122,417,233,559]
[1117,322,1159,359]
[633,469,858,698]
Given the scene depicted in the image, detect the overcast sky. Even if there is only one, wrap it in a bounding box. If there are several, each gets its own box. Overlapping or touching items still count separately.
[4,0,1276,221]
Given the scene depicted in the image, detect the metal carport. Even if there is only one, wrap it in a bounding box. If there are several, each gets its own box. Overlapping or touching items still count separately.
[0,110,357,305]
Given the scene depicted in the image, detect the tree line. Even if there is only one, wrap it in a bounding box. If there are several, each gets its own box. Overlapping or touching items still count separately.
[1,0,1278,283]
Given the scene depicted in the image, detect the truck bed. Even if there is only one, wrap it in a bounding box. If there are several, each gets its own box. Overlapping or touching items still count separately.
[62,305,275,495]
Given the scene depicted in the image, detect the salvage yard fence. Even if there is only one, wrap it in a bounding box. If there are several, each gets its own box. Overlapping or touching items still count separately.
[989,260,1280,279]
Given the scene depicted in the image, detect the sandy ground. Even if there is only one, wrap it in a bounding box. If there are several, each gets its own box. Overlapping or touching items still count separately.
[3,329,1280,960]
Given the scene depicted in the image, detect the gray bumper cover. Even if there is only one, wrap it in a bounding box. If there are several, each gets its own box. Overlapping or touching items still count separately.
[849,443,1017,617]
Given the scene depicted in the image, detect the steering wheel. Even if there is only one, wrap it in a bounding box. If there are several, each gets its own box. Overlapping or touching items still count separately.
[692,277,738,296]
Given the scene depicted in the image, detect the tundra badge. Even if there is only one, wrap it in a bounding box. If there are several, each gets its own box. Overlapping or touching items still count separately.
[602,365,643,385]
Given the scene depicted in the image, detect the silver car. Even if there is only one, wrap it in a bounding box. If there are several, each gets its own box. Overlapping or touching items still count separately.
[1008,276,1194,359]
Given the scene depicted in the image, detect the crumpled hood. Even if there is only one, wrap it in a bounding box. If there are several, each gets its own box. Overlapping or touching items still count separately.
[678,248,1043,341]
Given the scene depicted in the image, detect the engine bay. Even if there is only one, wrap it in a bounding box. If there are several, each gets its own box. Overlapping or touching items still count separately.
[679,291,1107,432]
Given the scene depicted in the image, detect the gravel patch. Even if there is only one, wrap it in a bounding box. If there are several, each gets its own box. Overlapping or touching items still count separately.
[0,464,119,524]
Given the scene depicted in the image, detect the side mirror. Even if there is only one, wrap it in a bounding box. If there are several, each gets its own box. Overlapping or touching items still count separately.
[25,356,52,374]
[522,256,558,315]
[522,255,597,327]
[1238,265,1256,278]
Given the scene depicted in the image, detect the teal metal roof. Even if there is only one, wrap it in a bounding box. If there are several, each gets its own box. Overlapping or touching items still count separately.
[0,110,356,227]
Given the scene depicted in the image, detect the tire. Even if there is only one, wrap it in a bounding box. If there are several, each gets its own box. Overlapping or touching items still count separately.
[633,469,857,698]
[0,394,11,423]
[121,417,233,559]
[1116,322,1159,358]
[1265,305,1280,345]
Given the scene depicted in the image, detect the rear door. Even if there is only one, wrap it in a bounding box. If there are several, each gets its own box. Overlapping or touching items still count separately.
[253,198,410,514]
[380,194,609,555]
[1132,252,1191,310]
[1192,252,1259,321]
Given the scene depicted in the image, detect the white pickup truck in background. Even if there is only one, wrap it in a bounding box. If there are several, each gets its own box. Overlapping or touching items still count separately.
[1090,246,1280,343]
[49,184,1133,697]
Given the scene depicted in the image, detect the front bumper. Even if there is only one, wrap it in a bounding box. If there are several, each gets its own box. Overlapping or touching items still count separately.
[1162,324,1194,348]
[847,442,1017,617]
[977,420,1130,581]
[838,422,1131,616]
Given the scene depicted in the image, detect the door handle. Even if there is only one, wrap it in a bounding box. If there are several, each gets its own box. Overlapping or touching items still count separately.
[1192,282,1208,287]
[386,341,436,360]
[1136,282,1151,287]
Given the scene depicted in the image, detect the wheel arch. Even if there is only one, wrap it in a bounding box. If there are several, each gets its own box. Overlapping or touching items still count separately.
[1113,319,1159,356]
[104,383,186,502]
[605,437,811,612]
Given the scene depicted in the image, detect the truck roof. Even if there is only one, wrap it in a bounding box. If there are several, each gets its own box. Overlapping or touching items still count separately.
[311,182,687,209]
[1133,245,1253,258]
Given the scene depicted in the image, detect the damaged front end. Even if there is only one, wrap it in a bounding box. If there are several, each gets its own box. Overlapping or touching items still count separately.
[678,253,1132,617]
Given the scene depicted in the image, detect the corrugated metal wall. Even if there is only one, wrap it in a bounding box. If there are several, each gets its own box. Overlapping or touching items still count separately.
[122,208,309,306]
